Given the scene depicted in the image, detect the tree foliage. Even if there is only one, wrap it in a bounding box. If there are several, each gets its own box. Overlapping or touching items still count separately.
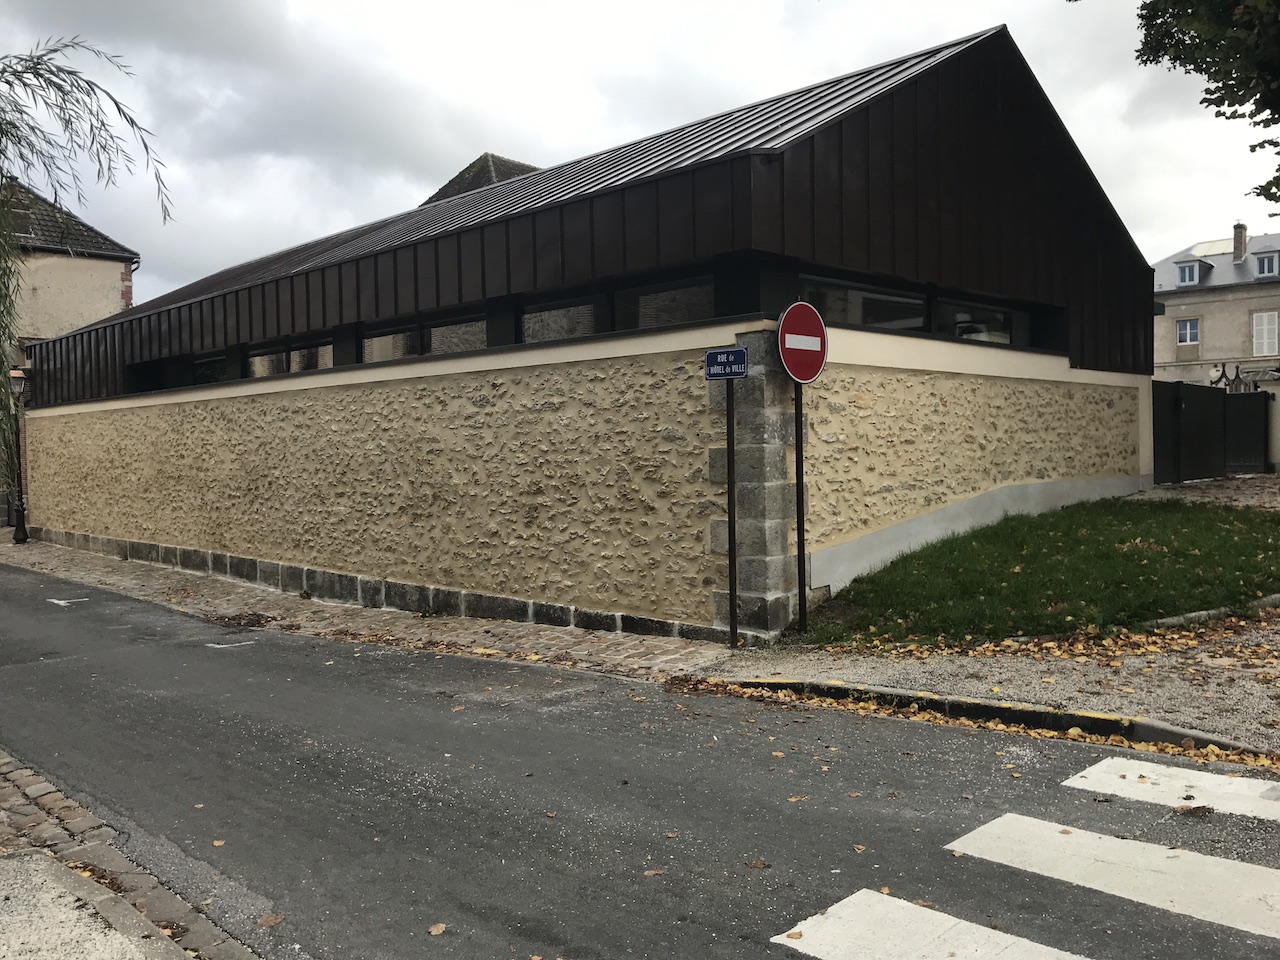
[0,37,170,508]
[1079,1,1280,203]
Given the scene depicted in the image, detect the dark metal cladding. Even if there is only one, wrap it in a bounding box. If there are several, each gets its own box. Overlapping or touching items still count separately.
[80,28,996,328]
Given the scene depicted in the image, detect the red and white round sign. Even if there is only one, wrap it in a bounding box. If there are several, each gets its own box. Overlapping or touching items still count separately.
[777,301,828,384]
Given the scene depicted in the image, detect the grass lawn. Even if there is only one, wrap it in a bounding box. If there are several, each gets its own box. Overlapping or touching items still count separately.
[805,497,1280,646]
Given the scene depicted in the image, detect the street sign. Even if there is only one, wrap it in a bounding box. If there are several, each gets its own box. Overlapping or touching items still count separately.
[705,347,748,380]
[777,302,828,384]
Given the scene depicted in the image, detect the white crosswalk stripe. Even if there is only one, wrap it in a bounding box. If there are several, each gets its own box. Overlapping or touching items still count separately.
[947,813,1280,940]
[774,757,1280,956]
[771,888,1091,959]
[1062,756,1280,821]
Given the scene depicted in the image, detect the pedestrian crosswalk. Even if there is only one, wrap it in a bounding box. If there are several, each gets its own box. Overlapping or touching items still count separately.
[773,756,1280,959]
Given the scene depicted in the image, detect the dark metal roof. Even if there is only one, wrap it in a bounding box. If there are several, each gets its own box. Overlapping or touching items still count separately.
[4,178,138,262]
[105,25,1001,324]
[423,153,540,204]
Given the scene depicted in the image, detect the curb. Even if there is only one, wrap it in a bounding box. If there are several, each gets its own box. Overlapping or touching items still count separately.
[1142,592,1280,629]
[4,848,191,960]
[728,678,1270,755]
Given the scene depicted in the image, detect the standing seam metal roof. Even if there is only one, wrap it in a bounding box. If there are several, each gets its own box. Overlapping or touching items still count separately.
[111,26,1001,322]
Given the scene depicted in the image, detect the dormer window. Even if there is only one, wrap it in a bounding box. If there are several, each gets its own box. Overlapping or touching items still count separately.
[1177,262,1199,285]
[1257,253,1277,277]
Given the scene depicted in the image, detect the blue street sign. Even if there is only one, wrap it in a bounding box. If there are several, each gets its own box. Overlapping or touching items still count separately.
[705,347,748,380]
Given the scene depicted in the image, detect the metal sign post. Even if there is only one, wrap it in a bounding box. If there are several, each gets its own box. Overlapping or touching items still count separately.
[777,303,828,634]
[705,346,748,647]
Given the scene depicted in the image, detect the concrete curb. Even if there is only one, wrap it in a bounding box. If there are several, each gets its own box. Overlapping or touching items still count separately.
[727,678,1271,755]
[4,848,190,960]
[1142,592,1280,629]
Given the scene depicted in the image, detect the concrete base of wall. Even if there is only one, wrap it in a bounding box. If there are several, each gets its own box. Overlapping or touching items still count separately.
[809,474,1154,596]
[23,526,750,648]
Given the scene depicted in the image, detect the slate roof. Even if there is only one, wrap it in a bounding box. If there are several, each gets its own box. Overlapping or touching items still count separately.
[104,25,1002,324]
[1153,228,1280,292]
[423,153,539,204]
[3,178,138,262]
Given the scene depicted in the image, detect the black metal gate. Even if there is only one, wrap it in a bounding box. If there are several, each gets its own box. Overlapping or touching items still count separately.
[1153,381,1273,484]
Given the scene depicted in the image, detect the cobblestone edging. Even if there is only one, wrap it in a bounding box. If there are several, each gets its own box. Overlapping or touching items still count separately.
[25,525,755,647]
[0,751,257,960]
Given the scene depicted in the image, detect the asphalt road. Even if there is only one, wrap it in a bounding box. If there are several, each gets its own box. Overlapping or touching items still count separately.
[1,563,1277,960]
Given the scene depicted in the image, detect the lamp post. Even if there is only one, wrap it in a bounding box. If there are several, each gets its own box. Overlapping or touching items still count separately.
[8,366,29,545]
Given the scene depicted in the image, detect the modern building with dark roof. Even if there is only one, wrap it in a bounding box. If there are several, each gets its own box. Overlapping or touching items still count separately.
[20,26,1154,639]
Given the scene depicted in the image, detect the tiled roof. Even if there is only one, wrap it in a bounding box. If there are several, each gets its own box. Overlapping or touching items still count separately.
[423,153,539,204]
[104,25,1001,323]
[3,178,138,262]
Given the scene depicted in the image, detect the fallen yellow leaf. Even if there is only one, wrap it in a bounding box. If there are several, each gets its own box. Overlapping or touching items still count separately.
[643,869,665,877]
[451,705,465,712]
[951,850,964,857]
[428,923,447,936]
[194,804,204,809]
[212,840,225,847]
[880,886,890,894]
[786,931,803,940]
[852,844,866,853]
[257,914,285,929]
[787,795,810,802]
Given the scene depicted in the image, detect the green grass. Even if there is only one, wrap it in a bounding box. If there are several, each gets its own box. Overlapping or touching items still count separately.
[806,497,1280,646]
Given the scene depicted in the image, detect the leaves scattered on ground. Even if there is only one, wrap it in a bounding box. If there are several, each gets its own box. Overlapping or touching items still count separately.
[665,676,1278,770]
[201,611,276,631]
[808,613,1280,688]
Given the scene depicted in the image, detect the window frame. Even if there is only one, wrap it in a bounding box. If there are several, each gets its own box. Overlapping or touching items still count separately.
[1175,318,1199,346]
[1176,262,1199,286]
[1253,311,1279,357]
[1257,253,1278,278]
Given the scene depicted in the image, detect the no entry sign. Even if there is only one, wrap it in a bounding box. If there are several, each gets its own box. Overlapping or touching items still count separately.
[778,302,828,384]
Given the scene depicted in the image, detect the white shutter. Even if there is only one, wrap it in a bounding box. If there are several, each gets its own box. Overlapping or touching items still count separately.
[1254,312,1279,356]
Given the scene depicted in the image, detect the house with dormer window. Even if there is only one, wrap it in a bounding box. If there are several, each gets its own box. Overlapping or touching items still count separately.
[1154,223,1280,389]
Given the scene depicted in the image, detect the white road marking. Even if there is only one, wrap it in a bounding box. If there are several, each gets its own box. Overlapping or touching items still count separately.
[205,641,256,649]
[46,598,89,607]
[771,888,1091,959]
[1063,756,1280,821]
[947,813,1280,939]
[784,333,823,351]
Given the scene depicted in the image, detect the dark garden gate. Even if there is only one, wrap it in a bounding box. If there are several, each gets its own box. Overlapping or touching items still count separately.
[1153,381,1273,484]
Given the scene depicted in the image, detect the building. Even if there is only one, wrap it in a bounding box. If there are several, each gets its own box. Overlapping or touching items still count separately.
[4,178,138,367]
[1153,222,1280,388]
[17,26,1154,639]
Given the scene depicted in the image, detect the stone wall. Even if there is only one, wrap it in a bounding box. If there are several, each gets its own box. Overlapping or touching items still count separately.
[24,346,727,625]
[806,364,1140,549]
[21,321,1151,638]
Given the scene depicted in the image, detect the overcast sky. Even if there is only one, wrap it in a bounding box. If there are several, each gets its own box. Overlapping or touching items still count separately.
[1,0,1272,308]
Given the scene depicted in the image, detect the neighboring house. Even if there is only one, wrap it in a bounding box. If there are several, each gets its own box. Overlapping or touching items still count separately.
[1152,223,1280,388]
[4,178,139,367]
[18,26,1153,638]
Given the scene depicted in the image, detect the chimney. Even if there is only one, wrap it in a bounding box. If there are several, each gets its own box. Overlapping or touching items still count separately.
[1234,222,1248,262]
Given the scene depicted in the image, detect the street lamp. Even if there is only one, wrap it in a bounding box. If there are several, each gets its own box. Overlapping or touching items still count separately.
[8,366,28,544]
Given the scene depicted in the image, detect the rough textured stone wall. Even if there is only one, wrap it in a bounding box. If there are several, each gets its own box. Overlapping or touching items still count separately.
[25,352,726,623]
[806,364,1139,550]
